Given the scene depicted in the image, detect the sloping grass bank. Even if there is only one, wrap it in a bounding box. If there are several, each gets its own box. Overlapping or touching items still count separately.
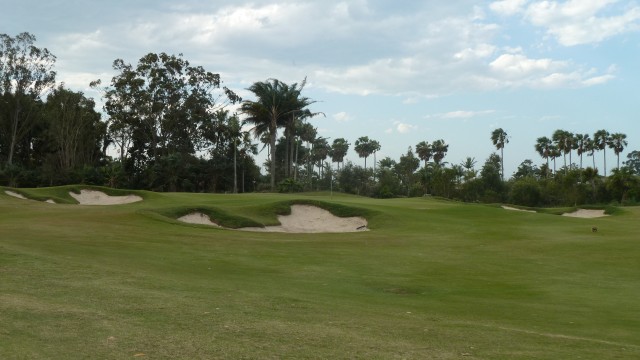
[1,188,639,359]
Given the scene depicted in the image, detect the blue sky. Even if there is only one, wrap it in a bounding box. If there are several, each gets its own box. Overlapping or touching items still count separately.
[3,0,639,176]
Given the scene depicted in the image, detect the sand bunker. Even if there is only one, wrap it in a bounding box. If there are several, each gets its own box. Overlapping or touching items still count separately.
[69,190,142,205]
[5,190,56,204]
[239,205,368,233]
[502,206,536,213]
[562,209,609,218]
[178,212,221,227]
[5,190,27,200]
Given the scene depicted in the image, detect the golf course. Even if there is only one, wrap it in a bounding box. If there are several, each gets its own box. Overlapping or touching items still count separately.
[1,186,639,359]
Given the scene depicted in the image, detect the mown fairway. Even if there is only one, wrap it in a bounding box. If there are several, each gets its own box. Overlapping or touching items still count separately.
[1,187,639,359]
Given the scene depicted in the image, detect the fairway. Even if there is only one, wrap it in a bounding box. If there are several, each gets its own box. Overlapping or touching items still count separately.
[1,187,639,359]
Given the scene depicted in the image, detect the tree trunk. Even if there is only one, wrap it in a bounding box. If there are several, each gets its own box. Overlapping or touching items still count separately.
[270,122,277,190]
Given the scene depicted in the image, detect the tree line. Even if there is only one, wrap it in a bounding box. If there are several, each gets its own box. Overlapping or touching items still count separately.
[2,32,638,206]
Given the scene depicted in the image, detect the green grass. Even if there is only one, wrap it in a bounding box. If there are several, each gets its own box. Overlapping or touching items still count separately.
[1,186,639,359]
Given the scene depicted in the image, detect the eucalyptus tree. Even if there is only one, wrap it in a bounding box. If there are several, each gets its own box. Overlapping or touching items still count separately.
[431,139,449,165]
[97,52,239,165]
[609,133,627,169]
[329,138,350,171]
[415,141,432,169]
[43,85,104,174]
[534,136,552,170]
[0,32,56,166]
[490,128,508,180]
[593,129,610,176]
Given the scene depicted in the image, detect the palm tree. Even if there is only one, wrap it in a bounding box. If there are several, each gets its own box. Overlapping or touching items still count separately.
[490,128,508,180]
[609,133,628,169]
[354,136,373,169]
[415,141,432,169]
[585,137,596,170]
[549,145,561,173]
[370,139,381,177]
[534,136,552,172]
[460,157,477,181]
[575,133,590,169]
[431,139,449,165]
[329,138,350,171]
[241,78,317,190]
[593,129,610,176]
[552,129,572,172]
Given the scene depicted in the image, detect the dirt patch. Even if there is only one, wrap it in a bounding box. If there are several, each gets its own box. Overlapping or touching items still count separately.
[69,190,142,205]
[239,205,368,233]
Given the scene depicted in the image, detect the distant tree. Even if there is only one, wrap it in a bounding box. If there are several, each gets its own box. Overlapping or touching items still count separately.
[241,78,314,190]
[431,139,449,165]
[535,136,552,171]
[460,157,477,181]
[395,146,420,196]
[625,150,640,174]
[370,139,381,176]
[609,133,627,169]
[593,129,610,176]
[311,137,330,178]
[354,136,374,169]
[607,166,637,203]
[552,129,573,172]
[415,141,432,169]
[575,133,590,169]
[490,128,508,180]
[0,32,57,166]
[329,138,350,171]
[43,85,104,175]
[513,159,537,180]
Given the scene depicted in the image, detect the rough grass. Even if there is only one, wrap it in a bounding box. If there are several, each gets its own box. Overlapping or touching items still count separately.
[1,187,639,359]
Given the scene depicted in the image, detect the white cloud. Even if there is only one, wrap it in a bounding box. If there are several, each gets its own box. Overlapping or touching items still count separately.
[490,0,529,16]
[333,112,352,122]
[522,1,640,46]
[394,121,417,134]
[489,53,559,76]
[442,110,496,119]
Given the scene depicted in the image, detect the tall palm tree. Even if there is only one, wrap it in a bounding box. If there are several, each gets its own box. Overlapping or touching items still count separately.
[552,129,573,172]
[370,139,381,177]
[241,78,316,190]
[549,145,561,173]
[431,139,449,165]
[575,133,590,169]
[415,141,432,169]
[609,132,628,169]
[534,136,552,171]
[354,136,373,169]
[593,129,610,176]
[329,138,350,171]
[491,128,508,180]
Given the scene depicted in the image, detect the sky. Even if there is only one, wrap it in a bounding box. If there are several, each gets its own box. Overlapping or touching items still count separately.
[3,0,639,176]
